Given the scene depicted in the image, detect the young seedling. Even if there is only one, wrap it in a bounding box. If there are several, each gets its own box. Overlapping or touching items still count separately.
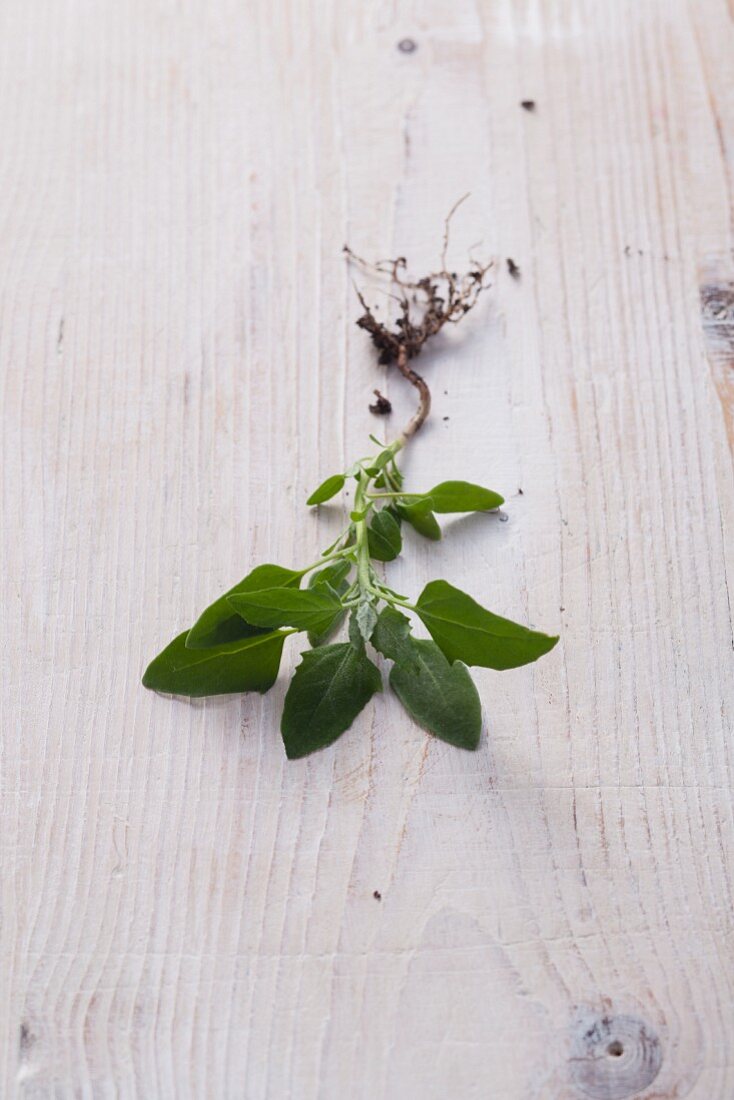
[143,206,559,757]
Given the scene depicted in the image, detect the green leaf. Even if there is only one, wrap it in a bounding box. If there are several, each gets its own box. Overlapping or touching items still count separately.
[280,643,382,758]
[143,629,288,697]
[228,586,344,635]
[307,474,345,506]
[390,640,482,749]
[307,559,351,647]
[416,580,559,670]
[373,609,482,748]
[308,558,352,590]
[356,599,378,642]
[396,503,441,541]
[186,564,301,649]
[367,509,402,561]
[372,606,416,667]
[348,611,364,650]
[417,480,504,514]
[365,450,393,475]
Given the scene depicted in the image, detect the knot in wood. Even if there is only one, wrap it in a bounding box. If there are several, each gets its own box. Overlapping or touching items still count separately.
[569,1012,662,1099]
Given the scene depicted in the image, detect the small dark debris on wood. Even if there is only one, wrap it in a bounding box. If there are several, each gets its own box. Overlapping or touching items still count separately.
[518,487,524,495]
[397,38,416,53]
[370,389,392,415]
[443,415,450,421]
[507,257,521,279]
[373,890,382,900]
[520,100,535,111]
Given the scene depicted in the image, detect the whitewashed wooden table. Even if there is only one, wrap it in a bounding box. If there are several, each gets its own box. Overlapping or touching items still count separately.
[3,2,734,1097]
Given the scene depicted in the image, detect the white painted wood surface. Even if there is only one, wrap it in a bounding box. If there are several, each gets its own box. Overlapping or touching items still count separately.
[2,1,734,1096]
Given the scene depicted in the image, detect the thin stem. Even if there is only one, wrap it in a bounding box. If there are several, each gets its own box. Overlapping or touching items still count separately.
[297,545,354,579]
[353,472,373,597]
[383,464,402,492]
[383,594,416,611]
[367,491,422,501]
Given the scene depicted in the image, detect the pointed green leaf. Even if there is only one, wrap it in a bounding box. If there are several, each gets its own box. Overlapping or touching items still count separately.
[186,564,301,649]
[228,586,344,634]
[307,559,351,647]
[390,640,482,749]
[356,599,378,641]
[372,606,416,667]
[417,480,504,514]
[364,450,393,476]
[143,629,288,697]
[396,503,441,541]
[416,580,559,670]
[348,611,364,650]
[281,642,382,758]
[367,508,402,561]
[307,559,352,591]
[375,466,403,490]
[307,474,345,506]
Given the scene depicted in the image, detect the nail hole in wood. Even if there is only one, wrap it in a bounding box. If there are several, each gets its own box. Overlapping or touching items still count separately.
[570,1011,662,1099]
[397,38,417,54]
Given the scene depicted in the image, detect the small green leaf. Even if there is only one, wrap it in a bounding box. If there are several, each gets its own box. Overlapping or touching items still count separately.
[228,586,344,635]
[397,502,442,541]
[348,611,364,650]
[367,508,402,561]
[350,508,368,522]
[308,559,352,590]
[307,474,345,506]
[390,640,482,749]
[356,599,378,642]
[367,450,393,474]
[416,580,559,670]
[281,642,382,758]
[372,606,416,667]
[307,560,351,647]
[418,480,504,514]
[186,564,300,649]
[143,629,288,697]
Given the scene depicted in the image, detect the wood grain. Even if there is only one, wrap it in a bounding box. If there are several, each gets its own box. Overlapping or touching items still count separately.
[2,0,733,1096]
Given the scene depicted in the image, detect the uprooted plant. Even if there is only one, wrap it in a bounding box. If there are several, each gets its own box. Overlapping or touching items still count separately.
[143,206,558,758]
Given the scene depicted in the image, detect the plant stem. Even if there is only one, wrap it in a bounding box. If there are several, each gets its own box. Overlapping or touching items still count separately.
[298,545,354,579]
[353,472,373,597]
[367,491,422,501]
[385,594,417,611]
[395,347,431,442]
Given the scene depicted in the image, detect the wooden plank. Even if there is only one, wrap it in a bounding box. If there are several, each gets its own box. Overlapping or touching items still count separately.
[1,0,733,1095]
